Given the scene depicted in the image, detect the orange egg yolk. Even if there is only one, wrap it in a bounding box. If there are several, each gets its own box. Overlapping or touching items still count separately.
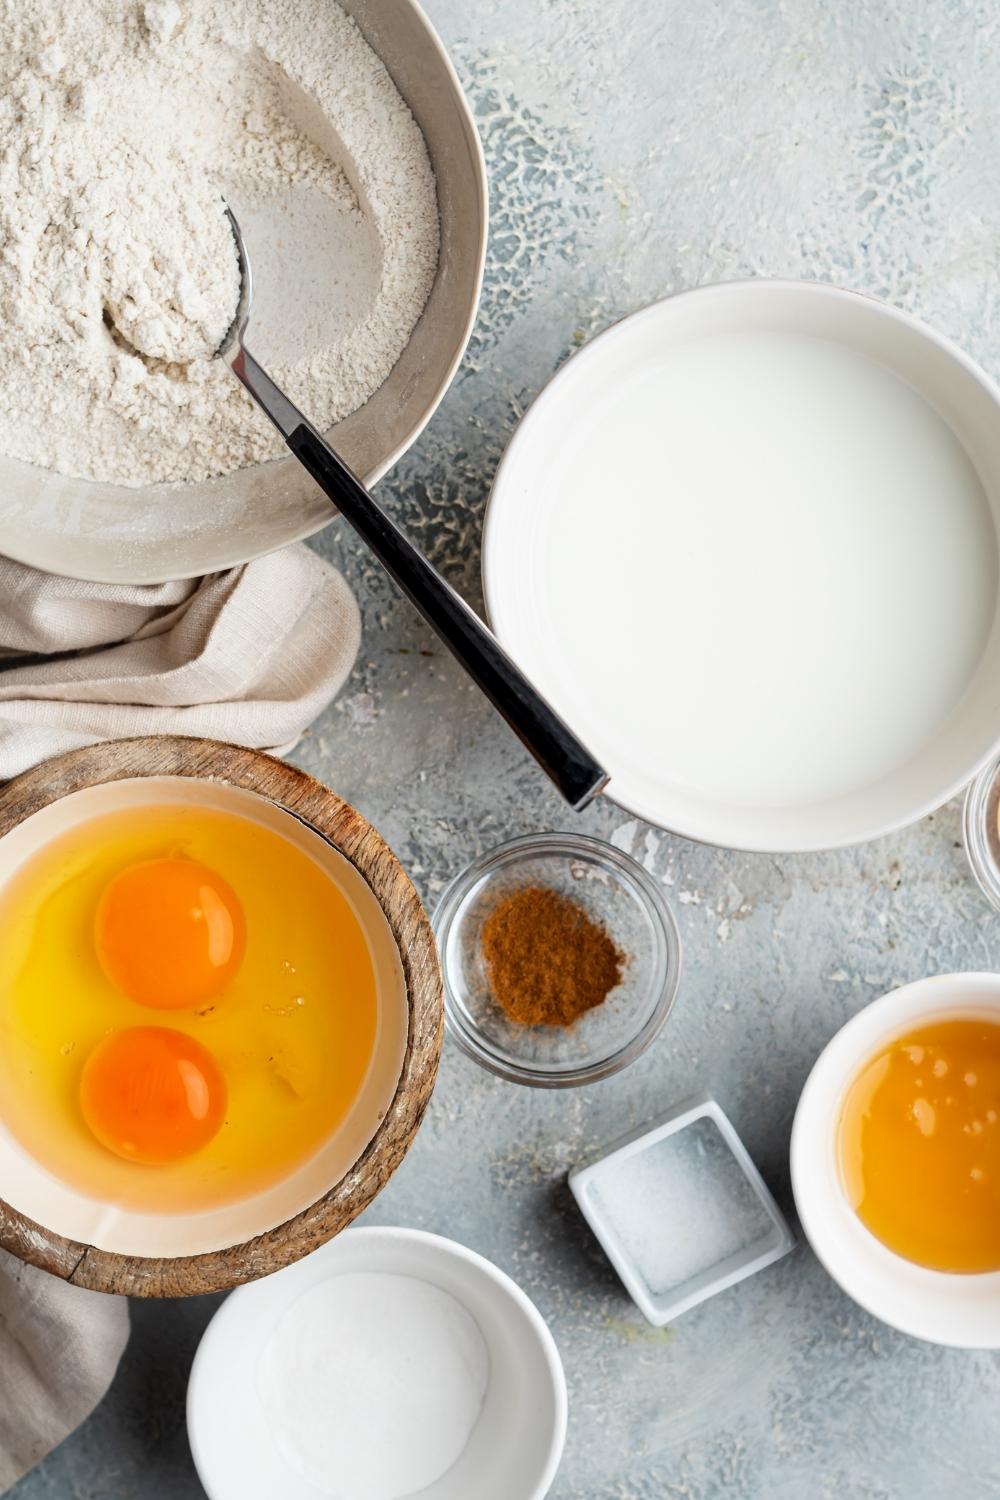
[79,1026,226,1164]
[95,858,245,1009]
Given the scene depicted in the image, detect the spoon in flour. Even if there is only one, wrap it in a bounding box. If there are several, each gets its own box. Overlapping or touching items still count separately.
[216,208,608,810]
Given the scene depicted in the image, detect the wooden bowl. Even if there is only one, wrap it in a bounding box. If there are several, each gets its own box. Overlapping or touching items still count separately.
[0,738,442,1297]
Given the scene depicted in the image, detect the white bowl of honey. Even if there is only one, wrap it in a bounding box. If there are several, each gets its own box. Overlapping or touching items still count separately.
[792,972,1000,1346]
[0,738,441,1297]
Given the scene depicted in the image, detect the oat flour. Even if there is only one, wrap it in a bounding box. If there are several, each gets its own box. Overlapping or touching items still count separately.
[0,0,439,486]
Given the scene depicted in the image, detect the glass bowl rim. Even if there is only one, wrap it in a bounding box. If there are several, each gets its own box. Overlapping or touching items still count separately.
[964,754,1000,913]
[432,830,682,1088]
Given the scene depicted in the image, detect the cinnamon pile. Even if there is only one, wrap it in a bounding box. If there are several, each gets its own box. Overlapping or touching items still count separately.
[480,885,624,1028]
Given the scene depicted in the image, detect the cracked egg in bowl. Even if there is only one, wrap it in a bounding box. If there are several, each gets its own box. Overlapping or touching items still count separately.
[0,739,441,1296]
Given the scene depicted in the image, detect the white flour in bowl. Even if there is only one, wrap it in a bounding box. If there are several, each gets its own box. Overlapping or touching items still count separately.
[0,0,439,486]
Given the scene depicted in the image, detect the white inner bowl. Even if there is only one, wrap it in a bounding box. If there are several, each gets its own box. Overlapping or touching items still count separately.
[484,281,1000,852]
[187,1226,568,1500]
[0,777,407,1259]
[791,972,1000,1348]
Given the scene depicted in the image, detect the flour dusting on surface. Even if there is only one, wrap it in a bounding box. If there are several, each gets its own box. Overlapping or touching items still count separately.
[0,0,439,486]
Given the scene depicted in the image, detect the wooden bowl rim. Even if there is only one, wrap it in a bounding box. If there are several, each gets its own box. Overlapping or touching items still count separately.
[0,736,443,1298]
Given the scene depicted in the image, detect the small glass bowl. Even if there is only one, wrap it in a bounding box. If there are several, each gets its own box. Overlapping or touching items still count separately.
[432,832,681,1087]
[964,754,1000,911]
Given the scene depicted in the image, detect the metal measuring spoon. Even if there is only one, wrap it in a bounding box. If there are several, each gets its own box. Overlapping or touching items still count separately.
[216,208,608,810]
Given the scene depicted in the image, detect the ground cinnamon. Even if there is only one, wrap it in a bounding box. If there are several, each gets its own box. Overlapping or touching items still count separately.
[480,885,624,1028]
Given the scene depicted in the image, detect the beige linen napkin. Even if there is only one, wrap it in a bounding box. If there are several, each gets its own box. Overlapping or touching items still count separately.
[0,545,361,777]
[0,541,360,1490]
[0,1249,129,1492]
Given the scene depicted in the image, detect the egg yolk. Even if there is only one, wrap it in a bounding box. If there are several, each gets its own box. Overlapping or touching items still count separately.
[79,1027,226,1164]
[95,858,245,1009]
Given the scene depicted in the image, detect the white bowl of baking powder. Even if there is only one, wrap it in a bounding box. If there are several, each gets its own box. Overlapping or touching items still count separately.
[188,1226,567,1500]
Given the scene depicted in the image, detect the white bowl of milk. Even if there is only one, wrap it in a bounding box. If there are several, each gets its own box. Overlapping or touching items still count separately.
[484,280,1000,851]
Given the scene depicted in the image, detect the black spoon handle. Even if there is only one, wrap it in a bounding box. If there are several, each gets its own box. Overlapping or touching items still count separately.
[286,422,609,810]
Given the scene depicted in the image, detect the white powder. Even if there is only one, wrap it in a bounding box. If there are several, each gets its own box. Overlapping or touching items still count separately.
[589,1117,773,1295]
[257,1272,489,1500]
[0,0,438,486]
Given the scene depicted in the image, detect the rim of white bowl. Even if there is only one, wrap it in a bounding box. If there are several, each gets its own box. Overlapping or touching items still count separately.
[791,972,1000,1347]
[481,278,1000,853]
[188,1225,569,1500]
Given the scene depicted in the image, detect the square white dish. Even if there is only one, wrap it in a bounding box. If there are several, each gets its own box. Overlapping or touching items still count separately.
[570,1093,795,1325]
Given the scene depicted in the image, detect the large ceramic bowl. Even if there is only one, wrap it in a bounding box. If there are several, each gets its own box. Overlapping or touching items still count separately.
[792,972,1000,1347]
[483,281,1000,852]
[0,738,442,1297]
[0,0,487,584]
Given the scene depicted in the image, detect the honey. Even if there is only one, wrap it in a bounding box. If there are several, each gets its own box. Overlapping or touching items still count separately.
[838,1017,1000,1272]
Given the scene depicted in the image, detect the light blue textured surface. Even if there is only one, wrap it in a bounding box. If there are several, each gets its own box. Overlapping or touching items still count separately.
[12,2,1000,1496]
